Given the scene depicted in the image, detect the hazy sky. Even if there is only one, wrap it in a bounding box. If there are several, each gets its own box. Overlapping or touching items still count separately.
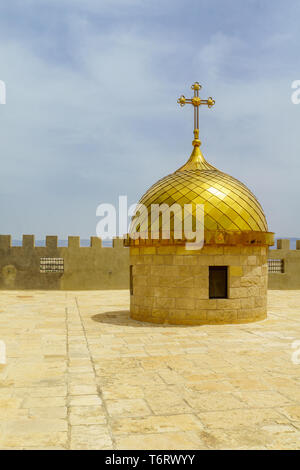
[0,0,299,239]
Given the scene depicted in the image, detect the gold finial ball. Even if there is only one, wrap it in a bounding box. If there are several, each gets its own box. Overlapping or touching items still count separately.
[207,97,215,108]
[191,96,201,106]
[191,82,202,91]
[177,95,186,107]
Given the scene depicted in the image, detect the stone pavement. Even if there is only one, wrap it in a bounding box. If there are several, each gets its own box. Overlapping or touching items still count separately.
[0,290,300,450]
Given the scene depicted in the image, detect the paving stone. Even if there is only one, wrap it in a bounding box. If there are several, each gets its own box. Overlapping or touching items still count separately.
[115,431,208,450]
[69,406,106,425]
[70,425,113,450]
[106,398,151,417]
[69,395,102,407]
[111,414,204,434]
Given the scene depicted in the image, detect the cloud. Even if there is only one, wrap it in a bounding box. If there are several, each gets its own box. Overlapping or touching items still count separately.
[196,32,245,82]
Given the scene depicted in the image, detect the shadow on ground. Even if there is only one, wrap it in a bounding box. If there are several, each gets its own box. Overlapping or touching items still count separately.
[91,310,189,328]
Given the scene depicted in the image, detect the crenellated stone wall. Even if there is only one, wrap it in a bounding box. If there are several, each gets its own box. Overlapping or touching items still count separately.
[0,235,129,290]
[0,235,299,292]
[268,239,300,289]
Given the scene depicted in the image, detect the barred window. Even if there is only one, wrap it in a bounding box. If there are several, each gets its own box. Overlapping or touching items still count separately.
[40,258,64,273]
[268,259,284,273]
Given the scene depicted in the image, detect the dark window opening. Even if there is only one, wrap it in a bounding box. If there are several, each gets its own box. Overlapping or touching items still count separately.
[130,265,133,295]
[209,266,228,299]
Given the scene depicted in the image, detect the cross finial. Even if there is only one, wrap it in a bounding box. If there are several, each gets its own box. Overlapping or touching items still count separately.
[177,82,215,148]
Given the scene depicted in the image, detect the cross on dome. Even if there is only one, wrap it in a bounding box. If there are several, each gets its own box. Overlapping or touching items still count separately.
[177,82,215,148]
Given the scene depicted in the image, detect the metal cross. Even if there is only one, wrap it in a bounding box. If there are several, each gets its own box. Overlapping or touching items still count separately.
[177,82,215,147]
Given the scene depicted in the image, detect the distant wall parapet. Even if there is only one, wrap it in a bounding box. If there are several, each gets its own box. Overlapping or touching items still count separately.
[268,238,300,290]
[0,235,299,291]
[0,235,128,290]
[0,235,125,249]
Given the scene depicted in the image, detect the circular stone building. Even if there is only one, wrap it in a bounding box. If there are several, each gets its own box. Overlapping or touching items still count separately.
[125,83,274,325]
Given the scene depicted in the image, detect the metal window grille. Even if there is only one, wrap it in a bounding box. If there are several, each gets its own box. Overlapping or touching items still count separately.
[40,258,64,273]
[268,259,284,273]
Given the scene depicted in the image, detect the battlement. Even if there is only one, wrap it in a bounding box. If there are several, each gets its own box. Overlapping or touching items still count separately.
[1,235,300,291]
[269,239,300,289]
[0,235,125,249]
[0,235,129,290]
[274,239,300,251]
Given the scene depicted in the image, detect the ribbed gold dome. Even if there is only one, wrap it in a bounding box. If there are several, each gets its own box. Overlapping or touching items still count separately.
[126,145,272,247]
[138,147,268,233]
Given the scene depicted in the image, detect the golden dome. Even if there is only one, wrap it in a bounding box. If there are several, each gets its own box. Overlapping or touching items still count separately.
[126,146,274,247]
[138,147,268,233]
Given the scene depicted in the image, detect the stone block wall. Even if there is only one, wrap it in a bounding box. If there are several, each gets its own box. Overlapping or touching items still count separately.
[0,235,129,290]
[130,244,268,325]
